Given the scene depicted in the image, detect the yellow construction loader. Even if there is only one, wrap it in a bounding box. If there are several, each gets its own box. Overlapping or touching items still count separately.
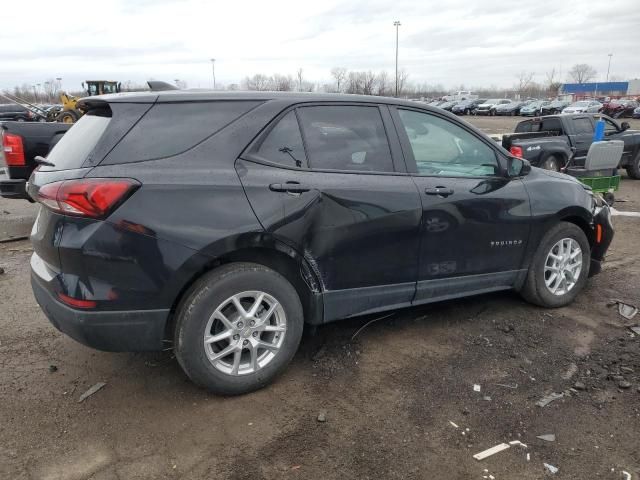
[56,80,121,123]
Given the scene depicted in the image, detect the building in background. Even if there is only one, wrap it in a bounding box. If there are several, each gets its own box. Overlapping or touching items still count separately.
[559,81,640,101]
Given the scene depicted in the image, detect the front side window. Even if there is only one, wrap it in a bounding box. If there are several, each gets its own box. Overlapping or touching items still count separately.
[572,118,593,134]
[254,111,306,167]
[296,106,394,172]
[397,109,498,177]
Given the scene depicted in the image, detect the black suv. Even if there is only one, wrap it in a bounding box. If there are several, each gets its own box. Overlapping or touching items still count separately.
[0,103,34,122]
[28,91,613,394]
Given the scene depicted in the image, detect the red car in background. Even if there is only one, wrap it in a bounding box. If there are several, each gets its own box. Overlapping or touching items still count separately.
[601,99,639,118]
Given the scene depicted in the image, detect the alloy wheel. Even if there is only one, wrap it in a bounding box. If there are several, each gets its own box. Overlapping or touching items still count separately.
[544,238,582,296]
[203,291,287,376]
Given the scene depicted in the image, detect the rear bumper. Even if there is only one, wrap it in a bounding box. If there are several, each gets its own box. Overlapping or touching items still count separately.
[32,271,169,352]
[0,179,30,200]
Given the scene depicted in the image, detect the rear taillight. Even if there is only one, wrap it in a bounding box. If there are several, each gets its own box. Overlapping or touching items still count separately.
[510,146,524,158]
[57,293,97,309]
[37,178,140,219]
[3,133,26,166]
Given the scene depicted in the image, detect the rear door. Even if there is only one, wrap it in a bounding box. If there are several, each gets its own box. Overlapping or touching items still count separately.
[390,106,531,303]
[237,103,423,321]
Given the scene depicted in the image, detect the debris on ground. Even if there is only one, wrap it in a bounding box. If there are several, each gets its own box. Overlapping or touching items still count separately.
[622,471,631,480]
[629,326,640,336]
[48,365,57,373]
[317,410,327,423]
[473,384,481,392]
[561,363,578,380]
[0,266,5,275]
[618,380,632,389]
[573,381,586,391]
[536,434,556,442]
[483,396,491,401]
[495,382,518,389]
[536,392,564,407]
[544,463,559,474]
[350,313,394,340]
[78,382,107,403]
[609,300,638,320]
[509,440,528,448]
[449,421,459,429]
[473,443,510,461]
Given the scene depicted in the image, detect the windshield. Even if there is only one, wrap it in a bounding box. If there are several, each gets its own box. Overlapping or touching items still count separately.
[484,99,500,104]
[573,101,590,107]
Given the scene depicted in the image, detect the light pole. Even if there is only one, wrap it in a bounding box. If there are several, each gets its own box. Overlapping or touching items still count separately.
[56,77,62,94]
[394,21,401,97]
[32,85,38,103]
[210,58,216,89]
[606,53,613,82]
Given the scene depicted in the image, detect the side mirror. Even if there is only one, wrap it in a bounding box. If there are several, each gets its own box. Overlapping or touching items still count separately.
[507,157,531,177]
[621,121,630,131]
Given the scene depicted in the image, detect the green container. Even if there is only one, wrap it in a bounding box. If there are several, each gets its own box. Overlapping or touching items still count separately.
[578,175,620,193]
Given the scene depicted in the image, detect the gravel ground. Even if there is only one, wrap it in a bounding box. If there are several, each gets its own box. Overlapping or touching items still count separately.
[1,116,639,480]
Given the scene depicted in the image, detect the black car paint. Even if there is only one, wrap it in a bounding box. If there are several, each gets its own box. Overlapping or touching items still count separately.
[502,114,640,169]
[27,91,612,352]
[0,104,33,122]
[0,121,72,198]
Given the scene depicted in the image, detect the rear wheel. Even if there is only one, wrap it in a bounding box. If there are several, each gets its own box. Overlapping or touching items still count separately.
[626,152,640,179]
[174,263,304,395]
[520,222,590,308]
[603,192,615,206]
[541,155,561,172]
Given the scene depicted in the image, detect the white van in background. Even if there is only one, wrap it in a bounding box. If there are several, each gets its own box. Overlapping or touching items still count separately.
[443,91,479,101]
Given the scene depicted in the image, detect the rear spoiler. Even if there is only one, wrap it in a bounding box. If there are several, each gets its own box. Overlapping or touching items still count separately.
[147,81,179,91]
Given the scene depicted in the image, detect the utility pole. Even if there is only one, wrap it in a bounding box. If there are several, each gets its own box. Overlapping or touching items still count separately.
[394,21,401,97]
[606,53,613,82]
[210,58,216,89]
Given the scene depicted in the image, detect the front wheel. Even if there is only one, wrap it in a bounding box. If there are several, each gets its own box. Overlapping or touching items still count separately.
[175,263,304,395]
[520,222,590,308]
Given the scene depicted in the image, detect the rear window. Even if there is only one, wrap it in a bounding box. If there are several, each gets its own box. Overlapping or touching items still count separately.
[103,101,260,164]
[572,118,593,134]
[43,112,111,171]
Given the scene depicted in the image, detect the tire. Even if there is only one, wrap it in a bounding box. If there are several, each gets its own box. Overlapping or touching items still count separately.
[56,110,79,124]
[626,152,640,179]
[540,155,561,172]
[520,222,590,308]
[174,262,304,395]
[603,192,615,206]
[465,109,470,115]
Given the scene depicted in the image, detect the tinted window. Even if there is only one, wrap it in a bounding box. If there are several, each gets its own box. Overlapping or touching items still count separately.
[105,101,260,164]
[254,111,306,167]
[297,106,393,172]
[572,118,593,134]
[43,112,111,171]
[398,109,498,177]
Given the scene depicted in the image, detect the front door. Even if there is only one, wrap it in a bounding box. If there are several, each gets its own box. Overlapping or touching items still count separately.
[237,104,423,321]
[390,107,531,303]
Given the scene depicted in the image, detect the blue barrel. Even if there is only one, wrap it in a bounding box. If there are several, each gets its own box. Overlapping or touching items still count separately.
[593,118,605,141]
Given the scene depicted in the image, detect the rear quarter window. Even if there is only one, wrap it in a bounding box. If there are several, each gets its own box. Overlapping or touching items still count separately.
[103,101,260,164]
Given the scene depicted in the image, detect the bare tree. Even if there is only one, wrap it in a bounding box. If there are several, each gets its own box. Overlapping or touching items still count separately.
[376,71,390,96]
[545,68,562,96]
[346,71,363,94]
[243,74,270,91]
[270,74,293,91]
[361,71,377,95]
[396,69,409,96]
[568,64,597,83]
[516,71,535,96]
[296,68,304,91]
[330,67,347,93]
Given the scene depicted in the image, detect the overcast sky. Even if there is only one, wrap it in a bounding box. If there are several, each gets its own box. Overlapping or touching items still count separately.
[2,0,639,92]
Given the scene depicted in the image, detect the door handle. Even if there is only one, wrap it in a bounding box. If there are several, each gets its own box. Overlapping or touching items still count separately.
[269,182,311,193]
[424,186,454,197]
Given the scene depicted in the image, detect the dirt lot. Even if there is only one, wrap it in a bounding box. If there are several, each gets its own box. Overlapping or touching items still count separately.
[1,116,639,480]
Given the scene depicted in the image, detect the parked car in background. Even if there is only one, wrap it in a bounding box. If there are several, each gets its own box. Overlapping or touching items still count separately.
[451,99,486,115]
[427,100,445,107]
[601,99,639,118]
[0,104,35,122]
[494,101,525,116]
[442,90,478,101]
[541,100,570,115]
[437,100,458,112]
[27,90,614,395]
[520,100,551,117]
[633,106,640,119]
[474,99,512,116]
[562,100,603,114]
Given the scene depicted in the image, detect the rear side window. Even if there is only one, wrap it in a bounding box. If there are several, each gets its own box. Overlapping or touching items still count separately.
[572,118,593,134]
[297,106,393,172]
[104,101,260,164]
[254,111,307,167]
[43,112,111,171]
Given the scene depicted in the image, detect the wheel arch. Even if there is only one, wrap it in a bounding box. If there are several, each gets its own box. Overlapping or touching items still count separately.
[164,238,324,342]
